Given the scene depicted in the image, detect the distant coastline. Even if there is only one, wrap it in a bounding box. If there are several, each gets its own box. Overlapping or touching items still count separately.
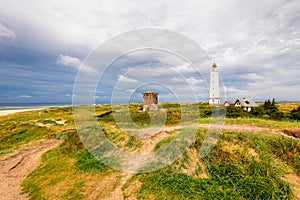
[0,103,71,116]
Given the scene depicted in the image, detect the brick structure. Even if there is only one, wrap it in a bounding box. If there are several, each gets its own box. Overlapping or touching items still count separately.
[142,90,158,111]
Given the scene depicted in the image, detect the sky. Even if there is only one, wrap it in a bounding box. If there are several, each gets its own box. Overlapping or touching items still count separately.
[0,0,299,103]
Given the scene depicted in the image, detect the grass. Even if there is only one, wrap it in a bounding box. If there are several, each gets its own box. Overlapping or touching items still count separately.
[225,117,300,128]
[130,130,297,199]
[22,131,116,199]
[0,102,299,199]
[277,102,300,113]
[0,107,74,155]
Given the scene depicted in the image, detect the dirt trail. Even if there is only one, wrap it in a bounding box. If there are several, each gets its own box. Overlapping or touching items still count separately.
[0,139,62,200]
[111,173,132,200]
[138,126,180,153]
[285,173,300,200]
[199,123,299,138]
[136,123,295,153]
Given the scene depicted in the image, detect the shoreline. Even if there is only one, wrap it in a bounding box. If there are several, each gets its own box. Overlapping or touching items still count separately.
[0,108,46,116]
[0,105,71,117]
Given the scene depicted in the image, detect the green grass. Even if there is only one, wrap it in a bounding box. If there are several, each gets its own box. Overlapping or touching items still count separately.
[129,130,297,199]
[225,117,300,128]
[22,131,114,199]
[0,103,299,199]
[0,107,75,155]
[154,134,176,151]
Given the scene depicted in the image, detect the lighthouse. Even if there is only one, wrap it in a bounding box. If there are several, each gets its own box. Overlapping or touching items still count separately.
[209,62,220,104]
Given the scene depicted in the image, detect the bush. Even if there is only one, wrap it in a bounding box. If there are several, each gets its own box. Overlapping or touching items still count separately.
[250,106,266,117]
[226,106,248,118]
[290,106,300,120]
[255,99,285,120]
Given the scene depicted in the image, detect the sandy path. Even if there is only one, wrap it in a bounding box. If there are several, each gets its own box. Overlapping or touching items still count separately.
[199,123,299,138]
[285,173,300,200]
[0,139,63,200]
[137,123,295,153]
[111,173,133,200]
[130,123,295,154]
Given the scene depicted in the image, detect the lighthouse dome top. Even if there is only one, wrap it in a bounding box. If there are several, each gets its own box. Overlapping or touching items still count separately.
[212,62,217,68]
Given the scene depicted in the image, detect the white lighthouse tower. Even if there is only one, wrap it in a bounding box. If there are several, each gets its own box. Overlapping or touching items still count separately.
[209,62,220,104]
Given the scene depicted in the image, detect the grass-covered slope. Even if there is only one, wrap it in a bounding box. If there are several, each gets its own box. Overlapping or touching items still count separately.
[0,103,299,199]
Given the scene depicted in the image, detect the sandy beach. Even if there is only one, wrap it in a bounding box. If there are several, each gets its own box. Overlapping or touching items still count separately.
[0,108,46,117]
[0,104,72,117]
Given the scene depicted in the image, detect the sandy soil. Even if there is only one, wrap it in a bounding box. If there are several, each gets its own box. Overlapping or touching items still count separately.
[285,173,300,200]
[0,139,62,200]
[0,105,70,117]
[134,123,289,153]
[200,123,299,139]
[138,126,180,153]
[0,108,45,116]
[111,173,133,200]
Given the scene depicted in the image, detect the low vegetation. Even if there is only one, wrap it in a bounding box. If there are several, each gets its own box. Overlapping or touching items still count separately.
[0,101,299,199]
[227,99,300,121]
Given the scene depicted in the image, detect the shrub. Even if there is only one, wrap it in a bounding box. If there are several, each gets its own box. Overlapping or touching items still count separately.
[290,106,300,120]
[226,106,248,118]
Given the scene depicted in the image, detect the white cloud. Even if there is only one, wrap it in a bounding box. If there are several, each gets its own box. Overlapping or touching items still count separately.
[117,75,138,83]
[126,89,135,93]
[56,54,98,74]
[56,54,81,67]
[0,21,15,40]
[18,95,31,98]
[173,63,195,73]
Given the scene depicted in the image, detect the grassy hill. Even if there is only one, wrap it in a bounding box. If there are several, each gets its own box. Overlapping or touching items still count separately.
[0,102,299,199]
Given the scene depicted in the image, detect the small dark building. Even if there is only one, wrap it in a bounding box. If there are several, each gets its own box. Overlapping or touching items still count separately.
[142,90,158,111]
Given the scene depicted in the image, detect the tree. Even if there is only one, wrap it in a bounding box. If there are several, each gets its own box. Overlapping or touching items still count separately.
[226,106,248,118]
[262,98,284,120]
[290,106,300,120]
[250,106,266,117]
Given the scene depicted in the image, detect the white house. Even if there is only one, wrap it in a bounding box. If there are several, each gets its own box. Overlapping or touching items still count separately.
[234,98,258,111]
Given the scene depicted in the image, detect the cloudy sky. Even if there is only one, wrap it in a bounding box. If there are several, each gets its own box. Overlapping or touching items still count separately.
[0,0,299,103]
